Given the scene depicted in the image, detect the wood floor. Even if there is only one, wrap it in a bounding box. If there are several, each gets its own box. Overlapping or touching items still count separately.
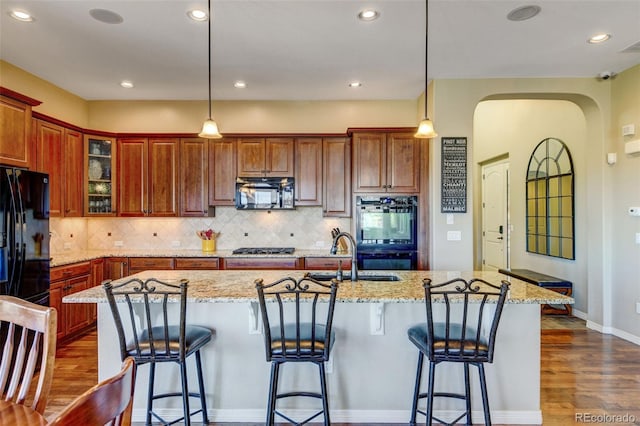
[40,317,640,425]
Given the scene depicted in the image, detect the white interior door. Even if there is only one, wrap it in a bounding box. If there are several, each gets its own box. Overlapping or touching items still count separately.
[482,161,509,271]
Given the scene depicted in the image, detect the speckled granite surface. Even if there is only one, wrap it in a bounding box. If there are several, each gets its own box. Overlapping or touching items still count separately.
[65,269,574,305]
[50,249,349,267]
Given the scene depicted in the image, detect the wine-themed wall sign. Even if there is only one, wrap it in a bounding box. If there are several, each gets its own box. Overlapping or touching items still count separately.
[441,137,467,213]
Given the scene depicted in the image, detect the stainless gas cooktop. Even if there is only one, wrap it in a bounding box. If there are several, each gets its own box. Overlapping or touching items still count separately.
[232,247,295,255]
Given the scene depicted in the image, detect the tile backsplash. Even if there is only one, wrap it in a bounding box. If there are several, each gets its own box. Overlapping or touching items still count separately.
[50,207,351,253]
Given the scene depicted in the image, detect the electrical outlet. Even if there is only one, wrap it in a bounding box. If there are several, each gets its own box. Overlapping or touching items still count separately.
[63,242,72,250]
[171,240,181,247]
[447,230,462,241]
[114,240,124,247]
[636,302,640,314]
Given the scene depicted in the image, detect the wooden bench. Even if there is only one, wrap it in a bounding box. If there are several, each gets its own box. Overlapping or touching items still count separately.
[498,268,572,315]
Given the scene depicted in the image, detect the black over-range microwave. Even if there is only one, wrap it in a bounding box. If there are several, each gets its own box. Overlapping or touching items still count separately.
[235,177,295,210]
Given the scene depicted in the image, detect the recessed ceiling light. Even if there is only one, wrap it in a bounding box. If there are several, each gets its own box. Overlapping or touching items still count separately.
[588,33,611,44]
[506,5,541,21]
[234,81,247,89]
[89,9,124,24]
[348,82,362,88]
[358,9,379,21]
[9,9,34,22]
[187,9,208,22]
[120,80,134,89]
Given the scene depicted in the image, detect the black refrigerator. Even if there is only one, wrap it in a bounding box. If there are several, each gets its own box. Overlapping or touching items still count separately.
[0,167,50,307]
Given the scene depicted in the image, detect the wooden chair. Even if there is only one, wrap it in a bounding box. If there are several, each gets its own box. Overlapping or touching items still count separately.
[48,357,136,426]
[0,295,57,415]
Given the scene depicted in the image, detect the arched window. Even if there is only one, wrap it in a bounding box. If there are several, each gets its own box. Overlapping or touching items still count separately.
[526,138,575,259]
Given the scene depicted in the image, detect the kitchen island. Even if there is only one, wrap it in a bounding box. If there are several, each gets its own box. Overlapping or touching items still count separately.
[65,270,572,424]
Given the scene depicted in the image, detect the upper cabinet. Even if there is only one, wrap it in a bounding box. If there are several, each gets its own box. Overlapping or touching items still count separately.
[85,135,116,215]
[237,138,294,177]
[323,137,351,217]
[0,90,40,169]
[209,138,237,206]
[180,138,208,216]
[295,138,322,206]
[117,138,179,217]
[35,119,83,217]
[352,132,420,193]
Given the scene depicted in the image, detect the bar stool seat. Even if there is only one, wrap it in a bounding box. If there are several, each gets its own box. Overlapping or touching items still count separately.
[104,277,213,426]
[408,277,509,426]
[255,275,339,426]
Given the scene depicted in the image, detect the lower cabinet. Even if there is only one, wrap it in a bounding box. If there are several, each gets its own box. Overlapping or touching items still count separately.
[304,257,352,270]
[50,261,92,341]
[104,257,129,280]
[223,257,300,270]
[127,257,175,275]
[175,257,219,270]
[90,258,104,322]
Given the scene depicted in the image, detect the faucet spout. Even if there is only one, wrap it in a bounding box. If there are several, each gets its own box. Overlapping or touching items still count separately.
[330,232,358,281]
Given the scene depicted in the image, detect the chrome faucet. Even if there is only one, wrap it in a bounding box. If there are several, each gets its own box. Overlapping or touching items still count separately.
[330,231,358,281]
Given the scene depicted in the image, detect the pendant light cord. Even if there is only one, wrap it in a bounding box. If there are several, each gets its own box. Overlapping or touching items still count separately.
[424,0,429,119]
[207,0,212,119]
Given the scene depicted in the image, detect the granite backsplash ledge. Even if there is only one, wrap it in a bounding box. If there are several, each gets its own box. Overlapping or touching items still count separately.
[50,206,351,254]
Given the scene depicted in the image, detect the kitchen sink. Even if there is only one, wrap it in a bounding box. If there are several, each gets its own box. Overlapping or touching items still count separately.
[306,273,400,282]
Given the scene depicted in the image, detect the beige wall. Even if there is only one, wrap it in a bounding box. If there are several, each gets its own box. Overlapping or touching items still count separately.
[474,100,588,313]
[88,99,418,134]
[0,60,89,126]
[610,64,640,339]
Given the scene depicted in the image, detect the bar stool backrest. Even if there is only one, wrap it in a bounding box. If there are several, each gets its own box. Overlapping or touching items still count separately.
[103,278,189,363]
[422,277,509,363]
[0,295,57,414]
[256,275,339,362]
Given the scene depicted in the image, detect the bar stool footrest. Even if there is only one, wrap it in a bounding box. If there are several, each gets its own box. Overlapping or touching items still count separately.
[275,408,325,425]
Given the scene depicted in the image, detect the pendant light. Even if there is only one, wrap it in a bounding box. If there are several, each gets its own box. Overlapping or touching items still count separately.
[199,0,222,139]
[415,0,437,139]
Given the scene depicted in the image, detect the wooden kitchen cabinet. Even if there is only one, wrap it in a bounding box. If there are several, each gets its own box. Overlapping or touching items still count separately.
[85,135,116,215]
[104,257,129,280]
[180,138,209,216]
[127,257,175,274]
[295,138,322,206]
[209,138,237,206]
[323,137,351,217]
[117,138,179,216]
[63,129,84,216]
[89,258,104,322]
[223,257,300,270]
[304,257,352,270]
[352,132,420,193]
[0,90,39,169]
[50,261,92,341]
[175,257,219,270]
[35,119,83,217]
[237,138,294,177]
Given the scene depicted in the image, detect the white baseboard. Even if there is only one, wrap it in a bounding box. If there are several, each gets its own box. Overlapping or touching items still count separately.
[133,408,542,424]
[586,320,640,346]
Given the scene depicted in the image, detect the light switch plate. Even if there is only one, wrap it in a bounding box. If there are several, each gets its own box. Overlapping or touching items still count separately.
[622,124,635,136]
[114,240,124,247]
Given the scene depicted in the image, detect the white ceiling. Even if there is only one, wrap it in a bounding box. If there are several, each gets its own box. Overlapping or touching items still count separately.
[1,0,639,101]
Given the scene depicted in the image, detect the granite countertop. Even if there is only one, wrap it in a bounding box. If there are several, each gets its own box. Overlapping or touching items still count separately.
[50,249,349,267]
[64,269,574,305]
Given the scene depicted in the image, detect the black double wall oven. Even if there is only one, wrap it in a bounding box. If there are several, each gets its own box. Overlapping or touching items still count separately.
[355,195,418,270]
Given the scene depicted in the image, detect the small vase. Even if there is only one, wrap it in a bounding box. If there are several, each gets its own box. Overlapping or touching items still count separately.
[201,239,216,252]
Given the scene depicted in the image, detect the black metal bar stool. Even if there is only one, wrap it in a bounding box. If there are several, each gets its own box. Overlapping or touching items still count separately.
[255,274,339,426]
[103,277,213,426]
[408,277,509,425]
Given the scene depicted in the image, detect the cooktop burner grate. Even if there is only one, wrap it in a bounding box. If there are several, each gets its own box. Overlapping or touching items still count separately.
[232,247,295,255]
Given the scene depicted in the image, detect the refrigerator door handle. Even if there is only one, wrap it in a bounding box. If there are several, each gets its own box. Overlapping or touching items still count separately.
[4,171,19,295]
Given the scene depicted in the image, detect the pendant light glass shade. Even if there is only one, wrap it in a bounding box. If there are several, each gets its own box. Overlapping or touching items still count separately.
[199,0,222,139]
[199,118,222,139]
[415,118,437,138]
[415,0,437,139]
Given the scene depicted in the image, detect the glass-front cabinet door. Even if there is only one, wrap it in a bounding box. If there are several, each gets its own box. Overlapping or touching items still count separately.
[84,135,116,215]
